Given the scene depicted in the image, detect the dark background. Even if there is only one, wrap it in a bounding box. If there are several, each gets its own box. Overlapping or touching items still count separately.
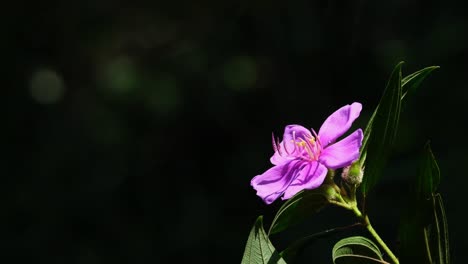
[3,0,467,263]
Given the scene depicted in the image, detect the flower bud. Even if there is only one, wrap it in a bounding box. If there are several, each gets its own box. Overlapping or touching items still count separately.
[341,162,364,186]
[320,183,339,201]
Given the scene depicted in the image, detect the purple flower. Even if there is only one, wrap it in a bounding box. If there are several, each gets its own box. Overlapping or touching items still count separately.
[251,103,364,204]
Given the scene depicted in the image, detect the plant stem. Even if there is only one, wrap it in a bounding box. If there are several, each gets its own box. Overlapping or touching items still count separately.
[333,190,399,263]
[353,207,400,264]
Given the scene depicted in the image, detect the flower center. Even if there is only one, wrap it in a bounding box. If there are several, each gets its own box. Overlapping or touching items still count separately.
[292,131,322,161]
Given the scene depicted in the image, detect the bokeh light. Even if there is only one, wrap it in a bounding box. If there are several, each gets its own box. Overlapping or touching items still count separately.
[29,68,65,104]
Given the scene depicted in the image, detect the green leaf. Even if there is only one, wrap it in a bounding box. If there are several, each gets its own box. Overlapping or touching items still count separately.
[332,236,387,264]
[400,194,450,264]
[401,66,439,101]
[279,234,321,263]
[432,194,450,264]
[360,61,403,195]
[360,64,438,193]
[398,209,432,263]
[416,142,441,199]
[358,107,377,167]
[398,143,449,264]
[268,184,336,235]
[241,216,287,264]
[280,224,361,263]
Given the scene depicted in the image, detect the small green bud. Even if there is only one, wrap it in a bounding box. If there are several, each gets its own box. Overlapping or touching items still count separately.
[320,183,339,201]
[341,162,364,186]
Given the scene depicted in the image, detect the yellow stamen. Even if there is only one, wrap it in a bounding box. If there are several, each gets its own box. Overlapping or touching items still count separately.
[295,138,314,160]
[309,137,315,144]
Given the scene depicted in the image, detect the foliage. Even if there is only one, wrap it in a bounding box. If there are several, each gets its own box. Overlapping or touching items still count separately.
[242,62,448,264]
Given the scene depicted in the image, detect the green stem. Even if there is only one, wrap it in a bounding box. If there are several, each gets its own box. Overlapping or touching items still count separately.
[332,190,399,263]
[354,208,400,264]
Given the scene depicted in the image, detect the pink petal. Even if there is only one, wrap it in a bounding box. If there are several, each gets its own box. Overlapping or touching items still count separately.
[251,160,306,204]
[281,125,313,155]
[319,129,363,169]
[318,103,362,147]
[282,161,327,200]
[269,125,313,166]
[270,151,295,166]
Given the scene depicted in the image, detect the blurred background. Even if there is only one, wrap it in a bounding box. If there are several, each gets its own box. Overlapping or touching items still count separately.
[3,0,467,263]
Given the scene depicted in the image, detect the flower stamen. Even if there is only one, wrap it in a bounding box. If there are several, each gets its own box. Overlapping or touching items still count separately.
[271,133,278,153]
[311,128,323,151]
[302,138,315,160]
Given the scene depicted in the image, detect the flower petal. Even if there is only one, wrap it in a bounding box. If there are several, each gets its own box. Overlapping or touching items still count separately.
[270,151,295,166]
[251,160,305,204]
[284,125,312,152]
[319,129,363,169]
[318,103,362,147]
[269,125,312,165]
[282,161,328,200]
